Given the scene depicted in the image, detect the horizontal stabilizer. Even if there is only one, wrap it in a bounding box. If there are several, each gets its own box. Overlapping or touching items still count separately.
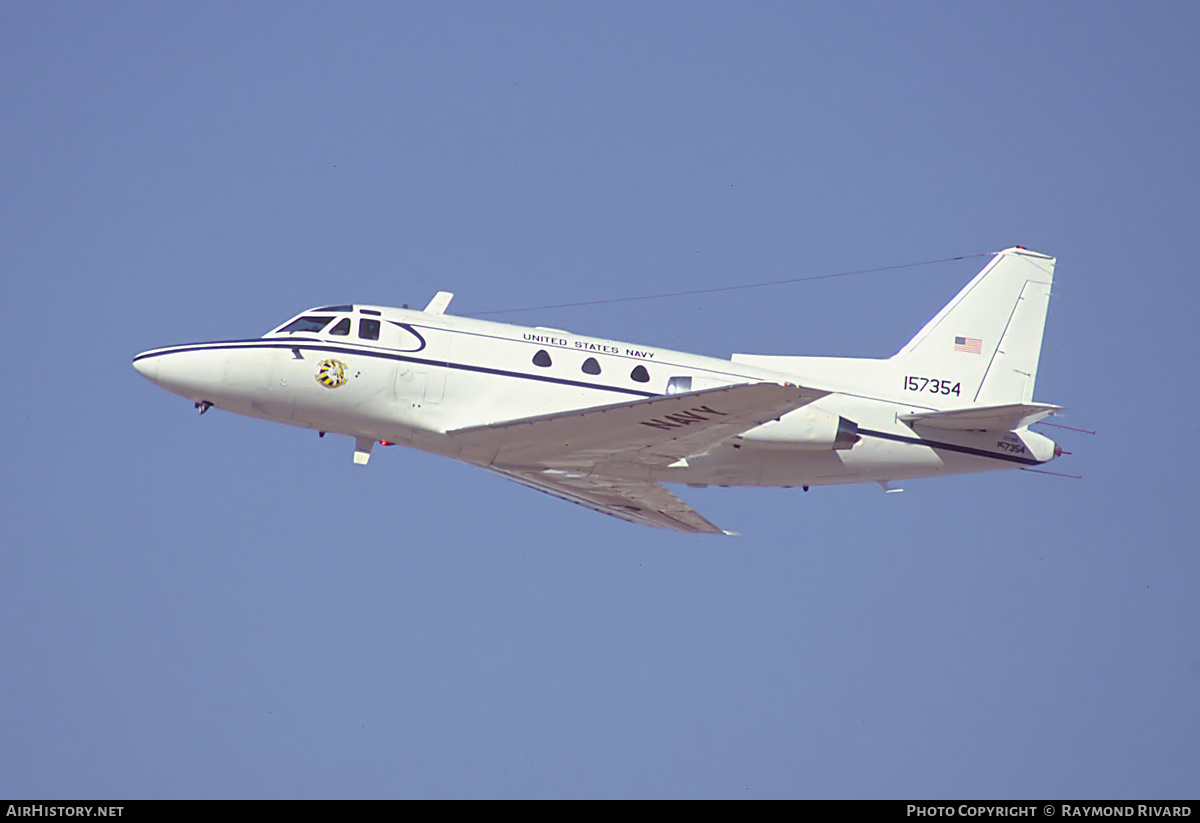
[900,402,1062,432]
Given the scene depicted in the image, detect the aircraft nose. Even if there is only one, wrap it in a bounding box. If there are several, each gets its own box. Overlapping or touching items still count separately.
[131,346,229,400]
[132,353,159,382]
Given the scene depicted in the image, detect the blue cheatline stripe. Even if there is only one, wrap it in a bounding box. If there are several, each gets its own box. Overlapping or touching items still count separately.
[857,427,1042,466]
[134,341,1044,466]
[133,340,660,399]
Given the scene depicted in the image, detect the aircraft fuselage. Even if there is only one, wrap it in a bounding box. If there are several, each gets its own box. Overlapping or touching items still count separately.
[133,296,1056,489]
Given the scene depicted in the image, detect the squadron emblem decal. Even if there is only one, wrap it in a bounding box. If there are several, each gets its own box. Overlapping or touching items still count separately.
[315,358,348,388]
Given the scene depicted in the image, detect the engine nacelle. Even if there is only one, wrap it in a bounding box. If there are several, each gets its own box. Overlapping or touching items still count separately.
[736,407,860,451]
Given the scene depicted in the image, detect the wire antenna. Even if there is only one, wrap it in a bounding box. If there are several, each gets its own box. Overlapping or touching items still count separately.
[470,252,993,317]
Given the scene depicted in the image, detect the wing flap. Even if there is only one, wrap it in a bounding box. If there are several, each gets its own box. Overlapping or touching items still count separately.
[900,402,1062,432]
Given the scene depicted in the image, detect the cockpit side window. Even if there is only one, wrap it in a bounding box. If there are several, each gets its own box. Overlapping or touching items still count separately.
[359,318,381,341]
[279,315,334,334]
[329,318,351,336]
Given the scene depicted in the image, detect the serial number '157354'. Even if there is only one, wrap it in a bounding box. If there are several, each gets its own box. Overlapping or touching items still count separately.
[904,376,961,396]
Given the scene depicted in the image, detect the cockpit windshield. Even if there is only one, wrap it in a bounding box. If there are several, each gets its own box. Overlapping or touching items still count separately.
[277,315,335,334]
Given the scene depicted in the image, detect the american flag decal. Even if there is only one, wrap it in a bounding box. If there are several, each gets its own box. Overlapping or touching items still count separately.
[954,336,982,354]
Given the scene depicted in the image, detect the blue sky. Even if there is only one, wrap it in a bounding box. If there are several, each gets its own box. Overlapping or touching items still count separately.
[3,1,1198,798]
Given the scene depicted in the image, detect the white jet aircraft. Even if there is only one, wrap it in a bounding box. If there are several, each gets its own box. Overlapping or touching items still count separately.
[133,247,1065,533]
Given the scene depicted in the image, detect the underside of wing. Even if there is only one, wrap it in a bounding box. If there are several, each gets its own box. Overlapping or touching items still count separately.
[453,382,826,532]
[900,402,1062,432]
[488,466,733,534]
[449,382,827,470]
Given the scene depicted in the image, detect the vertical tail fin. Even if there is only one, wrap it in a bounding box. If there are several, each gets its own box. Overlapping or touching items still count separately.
[891,247,1055,405]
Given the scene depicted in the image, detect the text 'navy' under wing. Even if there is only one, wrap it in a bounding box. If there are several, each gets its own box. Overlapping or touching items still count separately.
[448,382,827,470]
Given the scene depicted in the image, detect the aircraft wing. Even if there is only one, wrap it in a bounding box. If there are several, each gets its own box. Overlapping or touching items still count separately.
[487,466,733,534]
[451,381,826,533]
[900,402,1063,432]
[449,382,827,469]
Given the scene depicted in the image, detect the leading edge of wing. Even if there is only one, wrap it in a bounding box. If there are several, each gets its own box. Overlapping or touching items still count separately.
[487,466,733,534]
[449,381,828,469]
